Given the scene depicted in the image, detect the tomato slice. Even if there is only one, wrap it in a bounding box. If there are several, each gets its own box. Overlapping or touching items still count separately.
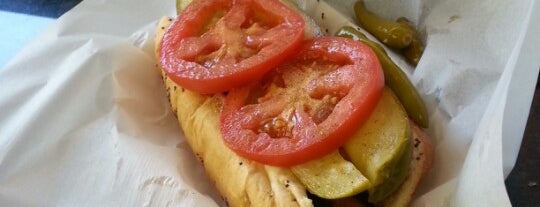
[220,37,385,166]
[159,0,305,93]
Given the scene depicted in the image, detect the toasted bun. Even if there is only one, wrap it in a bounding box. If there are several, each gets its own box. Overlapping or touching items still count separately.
[155,14,433,207]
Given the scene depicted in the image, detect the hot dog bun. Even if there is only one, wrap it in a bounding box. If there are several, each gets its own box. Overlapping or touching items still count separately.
[155,13,433,207]
[155,17,313,207]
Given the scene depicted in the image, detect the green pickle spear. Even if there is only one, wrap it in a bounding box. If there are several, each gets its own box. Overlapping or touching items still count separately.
[291,89,413,201]
[353,1,415,49]
[343,88,413,202]
[368,133,413,202]
[336,26,428,127]
[291,151,371,199]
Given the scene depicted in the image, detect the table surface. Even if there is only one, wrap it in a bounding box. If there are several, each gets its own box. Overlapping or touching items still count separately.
[0,0,538,206]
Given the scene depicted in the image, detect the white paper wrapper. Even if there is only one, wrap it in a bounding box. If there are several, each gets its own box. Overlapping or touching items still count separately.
[0,0,538,206]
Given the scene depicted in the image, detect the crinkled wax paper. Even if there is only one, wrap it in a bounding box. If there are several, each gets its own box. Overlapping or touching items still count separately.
[1,0,539,206]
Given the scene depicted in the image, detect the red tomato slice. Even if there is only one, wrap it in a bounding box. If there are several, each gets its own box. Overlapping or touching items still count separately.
[159,0,305,94]
[220,37,385,166]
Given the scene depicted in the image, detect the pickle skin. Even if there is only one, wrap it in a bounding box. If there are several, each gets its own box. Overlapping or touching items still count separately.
[368,133,413,203]
[343,88,413,202]
[336,26,429,128]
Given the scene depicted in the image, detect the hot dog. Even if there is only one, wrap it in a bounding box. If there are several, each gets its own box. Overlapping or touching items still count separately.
[154,0,434,206]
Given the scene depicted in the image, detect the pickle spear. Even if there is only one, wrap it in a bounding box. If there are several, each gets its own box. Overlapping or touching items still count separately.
[336,26,428,127]
[343,88,413,202]
[291,151,371,199]
[368,133,412,202]
[353,1,414,49]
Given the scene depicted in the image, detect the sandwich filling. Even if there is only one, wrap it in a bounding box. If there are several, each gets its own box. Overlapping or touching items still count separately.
[156,0,434,206]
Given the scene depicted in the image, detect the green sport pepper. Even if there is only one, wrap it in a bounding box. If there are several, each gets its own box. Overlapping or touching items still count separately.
[354,0,414,49]
[336,26,429,128]
[397,17,424,66]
